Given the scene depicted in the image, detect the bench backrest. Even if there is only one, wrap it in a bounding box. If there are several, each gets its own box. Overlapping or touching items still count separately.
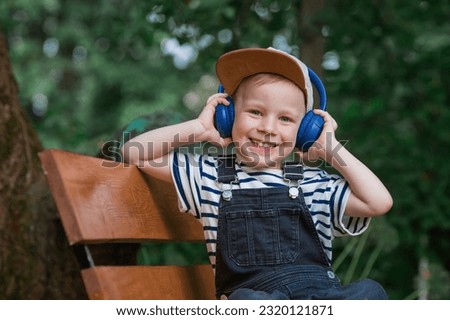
[39,149,215,299]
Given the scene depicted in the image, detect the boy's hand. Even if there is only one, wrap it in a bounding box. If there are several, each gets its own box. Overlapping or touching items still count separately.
[297,109,340,163]
[198,93,233,147]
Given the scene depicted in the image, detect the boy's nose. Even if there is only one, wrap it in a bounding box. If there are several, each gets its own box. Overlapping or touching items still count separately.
[258,117,277,135]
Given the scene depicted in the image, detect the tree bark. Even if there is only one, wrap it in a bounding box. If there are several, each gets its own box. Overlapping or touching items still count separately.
[0,30,86,299]
[298,0,326,105]
[298,0,326,75]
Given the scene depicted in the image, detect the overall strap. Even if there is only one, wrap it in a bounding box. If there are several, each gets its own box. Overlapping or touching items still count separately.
[217,155,238,183]
[217,155,238,201]
[283,161,304,199]
[283,161,304,181]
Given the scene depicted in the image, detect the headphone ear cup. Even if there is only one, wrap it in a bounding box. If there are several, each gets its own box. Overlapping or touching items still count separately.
[214,96,235,138]
[296,111,325,151]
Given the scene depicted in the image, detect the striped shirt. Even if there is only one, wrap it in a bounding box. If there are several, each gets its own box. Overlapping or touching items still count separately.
[170,151,370,269]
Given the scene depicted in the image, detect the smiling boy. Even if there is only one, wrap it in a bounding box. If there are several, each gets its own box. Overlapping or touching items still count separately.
[229,73,304,168]
[122,47,393,299]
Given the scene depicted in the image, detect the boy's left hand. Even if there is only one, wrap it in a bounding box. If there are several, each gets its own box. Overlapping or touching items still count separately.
[296,109,340,163]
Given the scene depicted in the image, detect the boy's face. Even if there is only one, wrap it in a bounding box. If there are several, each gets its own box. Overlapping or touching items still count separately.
[232,77,306,169]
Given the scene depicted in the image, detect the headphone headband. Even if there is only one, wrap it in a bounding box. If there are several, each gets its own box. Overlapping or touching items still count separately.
[307,68,327,111]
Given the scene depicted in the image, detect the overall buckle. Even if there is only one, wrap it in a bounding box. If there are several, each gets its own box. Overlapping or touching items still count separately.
[283,162,304,199]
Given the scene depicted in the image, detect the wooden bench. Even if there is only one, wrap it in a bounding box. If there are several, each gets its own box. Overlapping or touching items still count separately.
[39,149,215,300]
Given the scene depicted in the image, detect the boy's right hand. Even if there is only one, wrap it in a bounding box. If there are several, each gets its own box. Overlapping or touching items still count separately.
[197,93,233,147]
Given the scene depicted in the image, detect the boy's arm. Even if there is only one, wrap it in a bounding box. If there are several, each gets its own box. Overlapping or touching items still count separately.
[300,110,393,218]
[121,94,231,182]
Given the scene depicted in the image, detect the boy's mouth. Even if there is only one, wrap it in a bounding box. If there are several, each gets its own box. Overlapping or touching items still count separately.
[250,139,278,149]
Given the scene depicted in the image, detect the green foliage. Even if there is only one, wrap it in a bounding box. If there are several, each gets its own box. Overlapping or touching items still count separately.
[324,0,450,299]
[0,0,300,155]
[1,0,449,299]
[137,242,209,266]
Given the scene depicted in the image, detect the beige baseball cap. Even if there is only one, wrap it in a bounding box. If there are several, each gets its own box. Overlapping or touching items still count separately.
[215,47,314,111]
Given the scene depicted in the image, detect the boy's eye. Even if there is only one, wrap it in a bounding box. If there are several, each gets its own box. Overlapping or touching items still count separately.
[280,116,291,122]
[249,110,261,116]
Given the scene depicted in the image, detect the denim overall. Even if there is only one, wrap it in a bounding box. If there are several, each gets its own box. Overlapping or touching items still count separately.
[215,156,388,300]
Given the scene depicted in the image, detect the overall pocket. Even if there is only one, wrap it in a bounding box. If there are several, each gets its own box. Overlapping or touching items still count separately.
[226,208,300,266]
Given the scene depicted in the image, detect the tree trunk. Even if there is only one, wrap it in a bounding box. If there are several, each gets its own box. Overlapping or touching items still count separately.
[298,0,326,74]
[298,0,326,105]
[0,30,86,299]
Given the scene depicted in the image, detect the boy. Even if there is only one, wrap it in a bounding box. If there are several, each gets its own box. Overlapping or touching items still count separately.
[122,47,393,299]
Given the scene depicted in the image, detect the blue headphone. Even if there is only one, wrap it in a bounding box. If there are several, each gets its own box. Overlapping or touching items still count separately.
[214,68,327,151]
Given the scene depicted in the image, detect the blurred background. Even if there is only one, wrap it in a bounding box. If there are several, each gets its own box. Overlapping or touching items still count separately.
[0,0,449,299]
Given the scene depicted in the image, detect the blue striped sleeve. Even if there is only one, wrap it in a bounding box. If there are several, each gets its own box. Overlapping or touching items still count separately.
[172,152,190,212]
[332,179,371,237]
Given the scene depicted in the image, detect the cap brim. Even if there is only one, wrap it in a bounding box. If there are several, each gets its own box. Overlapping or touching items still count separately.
[215,48,307,97]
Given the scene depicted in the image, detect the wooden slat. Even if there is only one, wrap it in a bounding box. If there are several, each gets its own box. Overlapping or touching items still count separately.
[81,265,216,299]
[39,149,205,244]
